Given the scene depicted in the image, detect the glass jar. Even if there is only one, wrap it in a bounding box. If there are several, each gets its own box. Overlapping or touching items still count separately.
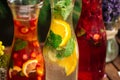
[106,28,119,62]
[7,0,45,80]
[75,0,107,80]
[43,0,79,80]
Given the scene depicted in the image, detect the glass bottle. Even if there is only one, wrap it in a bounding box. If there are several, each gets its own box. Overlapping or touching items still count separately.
[7,0,45,80]
[43,0,79,80]
[75,0,107,80]
[106,29,119,62]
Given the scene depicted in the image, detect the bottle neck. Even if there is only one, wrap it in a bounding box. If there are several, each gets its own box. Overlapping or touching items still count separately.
[50,0,74,21]
[9,4,40,41]
[81,0,102,19]
[77,0,104,29]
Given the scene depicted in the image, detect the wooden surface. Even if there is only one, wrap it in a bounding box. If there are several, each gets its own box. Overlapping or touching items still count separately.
[104,55,120,80]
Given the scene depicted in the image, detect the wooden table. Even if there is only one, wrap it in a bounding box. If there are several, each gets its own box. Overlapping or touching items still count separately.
[104,55,120,80]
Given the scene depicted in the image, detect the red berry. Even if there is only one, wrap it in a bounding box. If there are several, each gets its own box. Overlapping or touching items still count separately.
[22,54,28,60]
[13,53,18,59]
[31,52,37,58]
[19,27,29,34]
[93,33,100,41]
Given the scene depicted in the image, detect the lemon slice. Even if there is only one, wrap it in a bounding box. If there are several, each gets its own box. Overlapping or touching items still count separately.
[58,45,77,76]
[22,59,38,77]
[13,66,22,72]
[50,19,71,47]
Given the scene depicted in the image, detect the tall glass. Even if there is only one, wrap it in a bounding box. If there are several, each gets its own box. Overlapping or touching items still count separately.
[43,0,79,80]
[75,0,107,80]
[7,0,45,80]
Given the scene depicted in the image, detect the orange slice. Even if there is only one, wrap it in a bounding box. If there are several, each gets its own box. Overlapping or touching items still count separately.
[22,59,38,77]
[58,43,78,76]
[50,18,71,47]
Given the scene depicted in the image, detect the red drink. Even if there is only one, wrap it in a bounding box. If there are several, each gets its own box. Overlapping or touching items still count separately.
[7,18,44,80]
[75,0,107,80]
[7,1,45,79]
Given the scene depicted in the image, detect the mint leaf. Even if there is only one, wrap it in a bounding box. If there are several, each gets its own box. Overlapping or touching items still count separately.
[14,39,27,51]
[63,37,75,57]
[53,0,73,20]
[56,37,75,58]
[45,30,62,48]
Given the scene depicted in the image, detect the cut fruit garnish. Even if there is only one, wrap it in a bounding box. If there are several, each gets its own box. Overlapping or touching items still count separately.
[9,68,13,78]
[22,59,38,77]
[9,66,22,78]
[58,45,77,76]
[50,19,71,47]
[13,66,22,72]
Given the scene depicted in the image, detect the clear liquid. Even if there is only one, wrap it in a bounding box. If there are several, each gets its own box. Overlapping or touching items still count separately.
[43,42,78,80]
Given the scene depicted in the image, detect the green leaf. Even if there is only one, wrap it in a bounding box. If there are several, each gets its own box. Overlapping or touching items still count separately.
[53,0,73,20]
[56,37,75,58]
[14,39,27,51]
[63,37,75,57]
[45,30,62,48]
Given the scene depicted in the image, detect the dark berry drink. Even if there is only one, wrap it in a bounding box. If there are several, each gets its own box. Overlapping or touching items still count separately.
[75,0,107,80]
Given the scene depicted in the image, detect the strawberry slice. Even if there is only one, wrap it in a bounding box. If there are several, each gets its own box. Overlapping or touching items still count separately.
[19,26,29,34]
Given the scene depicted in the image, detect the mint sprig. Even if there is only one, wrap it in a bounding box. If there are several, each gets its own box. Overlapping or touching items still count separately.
[14,39,27,51]
[53,0,73,20]
[45,30,62,48]
[56,37,75,58]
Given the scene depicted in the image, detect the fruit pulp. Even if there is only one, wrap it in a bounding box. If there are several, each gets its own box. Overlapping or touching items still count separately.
[75,0,107,80]
[7,17,44,80]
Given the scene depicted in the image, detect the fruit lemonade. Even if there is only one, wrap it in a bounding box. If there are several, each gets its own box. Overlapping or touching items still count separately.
[7,1,44,80]
[75,0,107,80]
[43,0,79,80]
